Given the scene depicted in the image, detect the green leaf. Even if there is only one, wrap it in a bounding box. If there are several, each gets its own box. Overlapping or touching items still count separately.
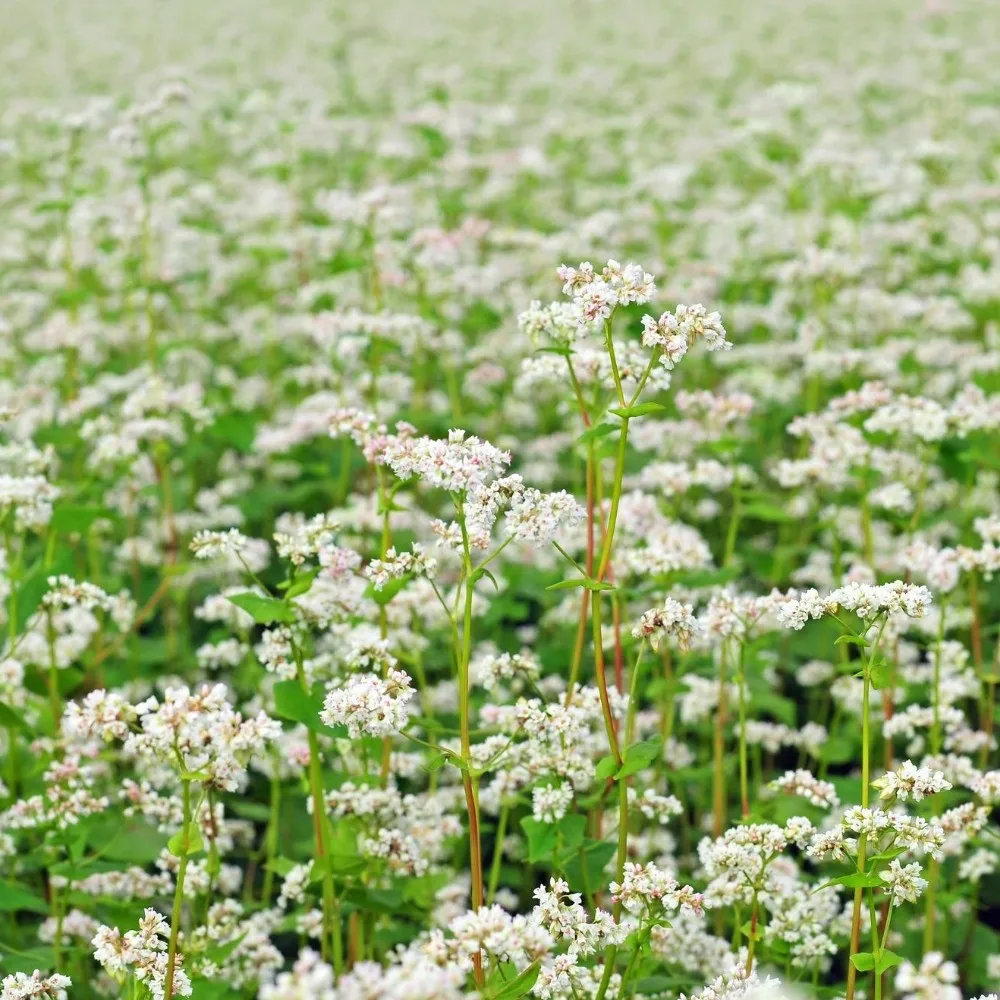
[311,853,366,878]
[835,634,867,647]
[819,735,855,764]
[401,871,452,909]
[15,555,70,632]
[185,979,241,1000]
[282,568,319,599]
[636,977,689,993]
[210,412,258,453]
[273,680,330,734]
[752,690,797,727]
[50,503,109,534]
[490,961,541,1000]
[546,578,616,592]
[868,656,893,690]
[608,402,666,419]
[520,817,557,864]
[577,423,618,445]
[226,592,296,624]
[665,566,741,588]
[0,701,30,732]
[556,813,587,855]
[202,933,247,964]
[594,755,618,781]
[741,502,793,523]
[820,872,884,890]
[616,737,662,779]
[0,881,49,914]
[226,800,272,822]
[876,950,903,974]
[95,819,169,864]
[850,952,875,972]
[49,857,124,880]
[867,846,907,864]
[167,826,205,858]
[740,919,763,942]
[562,838,616,893]
[0,946,56,974]
[347,885,403,913]
[363,575,411,606]
[263,856,299,877]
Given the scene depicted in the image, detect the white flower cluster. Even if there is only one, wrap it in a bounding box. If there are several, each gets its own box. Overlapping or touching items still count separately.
[190,527,252,560]
[364,544,438,591]
[873,760,952,802]
[472,648,542,691]
[320,667,415,738]
[642,304,732,369]
[258,949,335,1000]
[42,575,135,630]
[775,580,932,629]
[879,859,928,906]
[556,259,656,323]
[0,474,60,529]
[0,971,72,1000]
[503,487,584,545]
[92,909,192,1000]
[273,512,340,565]
[532,782,574,823]
[0,755,108,831]
[632,598,702,651]
[123,684,281,791]
[518,300,592,347]
[382,428,511,494]
[610,862,703,916]
[770,769,839,809]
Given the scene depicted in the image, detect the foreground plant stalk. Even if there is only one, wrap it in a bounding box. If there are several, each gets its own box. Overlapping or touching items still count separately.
[845,616,887,1000]
[163,776,191,1000]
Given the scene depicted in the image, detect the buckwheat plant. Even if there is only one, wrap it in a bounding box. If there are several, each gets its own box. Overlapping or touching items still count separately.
[3,1,1000,998]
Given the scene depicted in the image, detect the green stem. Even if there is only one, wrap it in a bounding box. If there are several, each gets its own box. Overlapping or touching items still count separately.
[744,890,759,974]
[723,483,742,567]
[924,601,949,952]
[930,598,948,755]
[603,318,626,408]
[615,934,643,1000]
[486,804,509,904]
[846,631,877,1000]
[737,642,749,819]
[596,419,629,582]
[45,612,61,739]
[456,503,485,986]
[261,774,281,903]
[591,596,622,766]
[712,642,730,838]
[292,643,338,969]
[163,778,191,1000]
[594,946,618,1000]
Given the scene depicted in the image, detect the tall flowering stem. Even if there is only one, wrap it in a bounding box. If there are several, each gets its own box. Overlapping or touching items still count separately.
[564,355,596,707]
[736,641,750,819]
[163,773,191,1000]
[588,303,665,1000]
[923,599,948,955]
[375,464,395,786]
[712,640,730,838]
[845,614,888,1000]
[455,502,486,987]
[292,640,340,970]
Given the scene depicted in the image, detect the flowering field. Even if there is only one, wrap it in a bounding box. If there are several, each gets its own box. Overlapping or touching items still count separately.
[3,0,1000,998]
